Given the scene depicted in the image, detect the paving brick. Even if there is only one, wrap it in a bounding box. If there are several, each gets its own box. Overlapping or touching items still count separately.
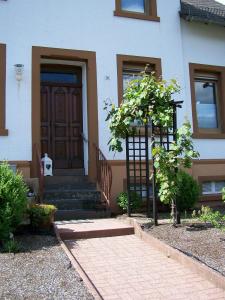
[62,220,225,300]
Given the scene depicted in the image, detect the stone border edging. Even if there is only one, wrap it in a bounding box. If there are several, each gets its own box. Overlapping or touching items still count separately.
[126,218,225,291]
[54,224,103,300]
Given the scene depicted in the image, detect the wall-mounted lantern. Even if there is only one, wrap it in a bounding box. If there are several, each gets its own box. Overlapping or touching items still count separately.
[14,64,24,81]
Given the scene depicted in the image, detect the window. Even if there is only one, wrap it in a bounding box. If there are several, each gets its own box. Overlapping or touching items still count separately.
[117,54,162,105]
[0,43,8,136]
[190,63,225,139]
[41,65,82,85]
[198,176,225,201]
[122,63,152,92]
[114,0,159,21]
[130,183,153,198]
[194,74,219,129]
[121,0,145,13]
[202,181,225,195]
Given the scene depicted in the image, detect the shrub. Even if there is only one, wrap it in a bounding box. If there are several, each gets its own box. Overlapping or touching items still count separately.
[2,238,21,253]
[197,206,225,230]
[0,162,28,242]
[116,191,141,212]
[29,204,57,229]
[176,170,200,212]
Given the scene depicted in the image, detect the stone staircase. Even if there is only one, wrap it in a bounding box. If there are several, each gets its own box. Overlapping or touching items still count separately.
[43,169,111,221]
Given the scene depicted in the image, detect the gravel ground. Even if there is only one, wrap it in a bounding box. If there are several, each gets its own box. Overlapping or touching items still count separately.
[144,222,225,276]
[0,235,94,300]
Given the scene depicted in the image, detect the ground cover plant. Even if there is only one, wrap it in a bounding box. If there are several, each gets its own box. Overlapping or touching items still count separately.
[117,191,141,212]
[105,71,199,224]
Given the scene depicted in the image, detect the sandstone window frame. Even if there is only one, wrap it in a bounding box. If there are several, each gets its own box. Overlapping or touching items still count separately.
[190,63,225,139]
[117,54,162,105]
[114,0,160,22]
[0,43,8,136]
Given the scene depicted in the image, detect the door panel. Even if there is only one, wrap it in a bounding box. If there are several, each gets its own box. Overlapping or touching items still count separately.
[40,69,83,169]
[41,86,51,157]
[52,86,69,169]
[70,88,83,168]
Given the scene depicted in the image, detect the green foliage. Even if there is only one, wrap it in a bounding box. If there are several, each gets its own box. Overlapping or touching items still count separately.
[2,238,20,253]
[105,72,180,152]
[175,171,200,212]
[29,204,57,229]
[197,206,225,230]
[116,192,141,212]
[152,121,199,205]
[0,162,28,241]
[105,72,199,206]
[222,187,225,201]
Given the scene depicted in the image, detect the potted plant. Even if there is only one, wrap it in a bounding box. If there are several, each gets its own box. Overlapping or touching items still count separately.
[29,204,57,232]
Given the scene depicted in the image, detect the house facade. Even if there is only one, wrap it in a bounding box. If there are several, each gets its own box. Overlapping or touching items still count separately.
[0,0,225,211]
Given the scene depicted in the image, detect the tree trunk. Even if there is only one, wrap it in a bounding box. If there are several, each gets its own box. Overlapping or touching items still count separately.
[171,200,177,226]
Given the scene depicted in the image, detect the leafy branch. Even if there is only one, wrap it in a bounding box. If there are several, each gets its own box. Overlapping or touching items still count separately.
[105,72,199,223]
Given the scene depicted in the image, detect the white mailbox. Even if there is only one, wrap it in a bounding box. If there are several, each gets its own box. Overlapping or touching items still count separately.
[41,153,53,176]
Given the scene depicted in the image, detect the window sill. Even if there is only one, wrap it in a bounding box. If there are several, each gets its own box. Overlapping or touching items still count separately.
[192,132,225,139]
[114,10,160,22]
[0,128,8,136]
[200,194,222,202]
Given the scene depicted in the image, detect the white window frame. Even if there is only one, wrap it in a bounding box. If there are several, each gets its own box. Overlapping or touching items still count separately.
[202,181,225,195]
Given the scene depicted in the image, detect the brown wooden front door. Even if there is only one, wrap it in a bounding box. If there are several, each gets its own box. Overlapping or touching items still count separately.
[40,65,83,169]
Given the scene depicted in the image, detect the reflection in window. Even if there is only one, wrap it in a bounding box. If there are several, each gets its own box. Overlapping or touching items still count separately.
[130,183,153,198]
[122,65,152,92]
[194,75,219,129]
[121,0,145,13]
[122,64,152,127]
[41,72,79,84]
[123,71,143,92]
[202,181,225,195]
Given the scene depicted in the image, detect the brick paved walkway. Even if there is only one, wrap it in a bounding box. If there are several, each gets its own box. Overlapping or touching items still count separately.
[66,235,225,300]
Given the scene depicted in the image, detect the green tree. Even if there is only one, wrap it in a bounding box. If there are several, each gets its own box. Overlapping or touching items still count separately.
[105,72,199,225]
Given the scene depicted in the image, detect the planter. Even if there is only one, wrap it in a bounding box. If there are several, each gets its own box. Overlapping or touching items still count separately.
[29,204,57,233]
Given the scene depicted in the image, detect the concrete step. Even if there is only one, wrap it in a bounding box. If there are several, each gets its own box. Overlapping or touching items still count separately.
[44,182,96,191]
[45,198,105,210]
[54,218,134,240]
[53,169,85,176]
[55,209,111,222]
[43,190,101,201]
[44,175,88,185]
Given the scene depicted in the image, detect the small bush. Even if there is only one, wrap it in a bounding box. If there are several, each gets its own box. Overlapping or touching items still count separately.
[2,238,21,253]
[0,162,28,242]
[197,205,225,230]
[29,204,57,229]
[176,170,200,212]
[116,191,141,212]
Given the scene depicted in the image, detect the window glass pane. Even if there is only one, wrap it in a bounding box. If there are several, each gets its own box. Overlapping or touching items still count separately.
[121,0,145,13]
[202,181,225,194]
[215,181,225,193]
[123,72,143,92]
[194,79,218,129]
[202,182,213,194]
[41,72,78,84]
[130,183,153,198]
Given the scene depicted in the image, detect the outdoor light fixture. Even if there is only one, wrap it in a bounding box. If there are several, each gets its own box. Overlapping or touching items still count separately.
[14,64,24,81]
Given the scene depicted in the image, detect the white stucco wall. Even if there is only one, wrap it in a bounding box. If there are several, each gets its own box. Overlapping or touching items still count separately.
[0,0,224,163]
